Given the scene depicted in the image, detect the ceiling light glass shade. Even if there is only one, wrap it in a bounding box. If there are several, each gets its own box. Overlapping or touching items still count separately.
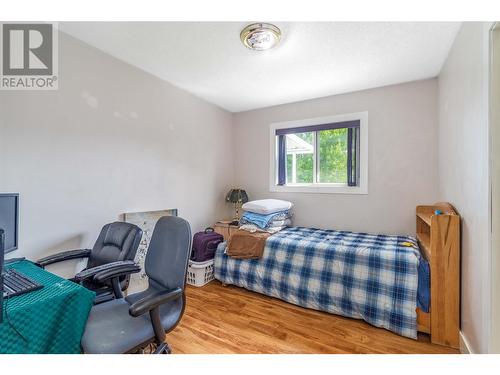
[240,23,281,51]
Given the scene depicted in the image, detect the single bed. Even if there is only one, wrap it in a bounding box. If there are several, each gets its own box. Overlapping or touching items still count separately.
[214,203,460,347]
[215,226,427,339]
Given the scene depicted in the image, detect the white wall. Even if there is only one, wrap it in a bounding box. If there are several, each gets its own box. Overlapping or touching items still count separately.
[0,32,234,276]
[437,22,491,354]
[491,24,500,355]
[233,79,439,235]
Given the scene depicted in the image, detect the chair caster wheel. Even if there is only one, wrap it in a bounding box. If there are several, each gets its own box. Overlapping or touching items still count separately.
[154,342,172,354]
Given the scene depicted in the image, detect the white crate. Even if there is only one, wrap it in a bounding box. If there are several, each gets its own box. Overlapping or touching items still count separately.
[187,259,214,287]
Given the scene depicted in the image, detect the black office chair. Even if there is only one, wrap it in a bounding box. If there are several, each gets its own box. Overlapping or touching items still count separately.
[37,222,143,304]
[81,216,192,354]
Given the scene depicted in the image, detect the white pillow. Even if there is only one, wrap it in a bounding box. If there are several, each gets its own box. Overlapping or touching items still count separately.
[242,199,293,215]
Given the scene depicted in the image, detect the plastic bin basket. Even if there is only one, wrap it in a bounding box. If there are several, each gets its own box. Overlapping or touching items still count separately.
[187,259,214,287]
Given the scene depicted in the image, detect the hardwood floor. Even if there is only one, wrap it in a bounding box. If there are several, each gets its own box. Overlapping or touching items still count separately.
[167,281,459,354]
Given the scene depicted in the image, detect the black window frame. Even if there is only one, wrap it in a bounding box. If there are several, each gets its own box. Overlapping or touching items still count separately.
[276,120,360,187]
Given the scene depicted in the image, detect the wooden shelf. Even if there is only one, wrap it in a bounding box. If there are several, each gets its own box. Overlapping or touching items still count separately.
[417,212,433,226]
[415,202,460,348]
[417,203,458,227]
[416,232,431,260]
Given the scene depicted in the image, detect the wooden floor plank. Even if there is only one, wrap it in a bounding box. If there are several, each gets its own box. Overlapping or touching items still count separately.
[168,281,459,354]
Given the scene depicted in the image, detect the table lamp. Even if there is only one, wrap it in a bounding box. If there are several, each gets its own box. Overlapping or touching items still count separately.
[225,188,248,223]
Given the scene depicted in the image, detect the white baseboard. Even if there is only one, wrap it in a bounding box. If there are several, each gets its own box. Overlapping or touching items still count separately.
[460,331,474,354]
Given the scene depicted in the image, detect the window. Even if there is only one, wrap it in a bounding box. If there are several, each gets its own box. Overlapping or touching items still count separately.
[270,112,368,194]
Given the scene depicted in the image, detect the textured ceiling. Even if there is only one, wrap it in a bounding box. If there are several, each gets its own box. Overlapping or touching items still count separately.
[59,22,461,112]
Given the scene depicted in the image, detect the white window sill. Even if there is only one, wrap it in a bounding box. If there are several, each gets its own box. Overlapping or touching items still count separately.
[269,184,368,195]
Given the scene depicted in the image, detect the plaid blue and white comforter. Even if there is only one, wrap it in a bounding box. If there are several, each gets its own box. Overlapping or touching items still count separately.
[214,227,421,339]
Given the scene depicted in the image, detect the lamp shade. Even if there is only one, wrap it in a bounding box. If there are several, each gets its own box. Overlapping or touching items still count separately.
[225,189,249,204]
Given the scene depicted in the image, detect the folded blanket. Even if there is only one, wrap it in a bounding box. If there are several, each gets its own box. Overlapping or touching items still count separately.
[240,210,291,229]
[227,229,271,259]
[268,219,292,228]
[239,224,287,234]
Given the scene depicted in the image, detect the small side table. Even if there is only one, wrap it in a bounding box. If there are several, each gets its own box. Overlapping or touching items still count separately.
[214,221,239,241]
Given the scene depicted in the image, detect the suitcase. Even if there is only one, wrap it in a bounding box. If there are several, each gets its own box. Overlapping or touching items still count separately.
[191,227,224,262]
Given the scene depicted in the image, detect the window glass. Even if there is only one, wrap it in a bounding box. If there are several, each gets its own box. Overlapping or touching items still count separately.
[285,132,313,184]
[318,128,348,183]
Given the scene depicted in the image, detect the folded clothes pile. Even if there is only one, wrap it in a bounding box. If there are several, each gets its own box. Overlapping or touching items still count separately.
[239,199,293,234]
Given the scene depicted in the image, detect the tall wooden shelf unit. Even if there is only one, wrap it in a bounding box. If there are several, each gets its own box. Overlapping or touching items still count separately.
[416,202,460,348]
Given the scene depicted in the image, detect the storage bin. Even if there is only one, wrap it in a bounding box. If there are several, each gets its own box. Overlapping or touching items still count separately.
[187,259,214,287]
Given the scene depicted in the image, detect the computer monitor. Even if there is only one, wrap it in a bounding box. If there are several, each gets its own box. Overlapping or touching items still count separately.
[0,193,19,253]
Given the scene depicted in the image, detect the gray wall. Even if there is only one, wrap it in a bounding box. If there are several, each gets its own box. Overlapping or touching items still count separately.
[233,79,439,235]
[438,22,491,353]
[0,32,234,276]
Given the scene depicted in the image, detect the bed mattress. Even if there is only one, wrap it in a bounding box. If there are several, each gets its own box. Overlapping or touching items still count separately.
[214,226,428,339]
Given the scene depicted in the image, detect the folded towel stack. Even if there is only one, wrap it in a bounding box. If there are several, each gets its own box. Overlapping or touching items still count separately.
[239,199,293,234]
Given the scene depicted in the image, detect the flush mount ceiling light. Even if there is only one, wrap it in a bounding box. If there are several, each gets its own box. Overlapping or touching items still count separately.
[240,23,281,51]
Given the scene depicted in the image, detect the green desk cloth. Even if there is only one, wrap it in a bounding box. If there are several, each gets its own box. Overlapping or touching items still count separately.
[0,260,95,354]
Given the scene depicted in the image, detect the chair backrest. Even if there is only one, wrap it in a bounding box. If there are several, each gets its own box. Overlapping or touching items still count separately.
[145,216,192,291]
[87,222,143,269]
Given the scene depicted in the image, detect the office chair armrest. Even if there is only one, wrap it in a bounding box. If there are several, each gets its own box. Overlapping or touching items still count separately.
[128,288,183,317]
[75,260,139,283]
[37,248,92,267]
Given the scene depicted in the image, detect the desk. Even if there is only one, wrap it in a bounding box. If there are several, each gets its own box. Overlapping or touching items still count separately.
[0,260,95,354]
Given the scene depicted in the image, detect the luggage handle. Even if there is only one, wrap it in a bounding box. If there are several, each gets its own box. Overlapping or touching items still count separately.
[204,227,215,233]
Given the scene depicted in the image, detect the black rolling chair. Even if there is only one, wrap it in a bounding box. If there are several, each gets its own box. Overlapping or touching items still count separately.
[81,216,192,354]
[37,222,143,304]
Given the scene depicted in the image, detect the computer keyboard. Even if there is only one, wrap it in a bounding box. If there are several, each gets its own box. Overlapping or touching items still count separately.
[2,268,43,298]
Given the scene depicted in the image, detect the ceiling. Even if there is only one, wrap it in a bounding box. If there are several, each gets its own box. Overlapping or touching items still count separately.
[59,22,461,113]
